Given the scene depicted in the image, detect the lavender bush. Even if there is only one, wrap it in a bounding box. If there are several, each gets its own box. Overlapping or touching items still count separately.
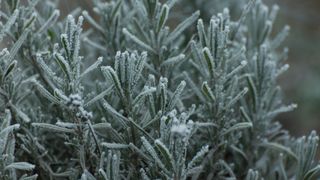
[0,0,319,179]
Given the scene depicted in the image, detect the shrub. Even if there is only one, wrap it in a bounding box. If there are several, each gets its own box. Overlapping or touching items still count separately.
[0,0,319,179]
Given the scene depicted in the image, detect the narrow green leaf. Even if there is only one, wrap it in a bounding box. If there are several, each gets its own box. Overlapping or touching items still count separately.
[101,142,129,149]
[168,80,186,110]
[201,81,215,102]
[202,48,215,77]
[133,86,156,105]
[101,99,128,128]
[37,9,60,34]
[141,137,167,172]
[101,66,125,100]
[32,123,75,133]
[60,34,70,59]
[0,9,19,41]
[9,29,30,62]
[186,166,203,176]
[84,86,114,107]
[155,139,174,171]
[129,143,152,162]
[183,71,206,102]
[5,162,35,171]
[260,142,298,161]
[240,106,252,123]
[82,11,104,33]
[167,11,200,43]
[231,0,255,40]
[54,53,71,79]
[36,54,63,84]
[33,81,60,104]
[111,0,123,21]
[81,57,103,78]
[1,109,12,130]
[271,25,290,49]
[222,122,252,136]
[226,60,247,80]
[0,124,20,136]
[230,145,248,161]
[10,104,31,123]
[19,174,39,180]
[304,165,320,180]
[190,41,206,77]
[197,19,207,47]
[92,123,112,130]
[157,4,169,33]
[246,76,258,111]
[226,87,248,109]
[123,28,156,53]
[187,145,209,170]
[3,60,17,80]
[132,51,147,88]
[161,54,185,68]
[23,13,37,30]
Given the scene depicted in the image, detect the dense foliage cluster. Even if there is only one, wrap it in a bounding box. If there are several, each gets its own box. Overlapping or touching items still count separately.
[0,0,319,179]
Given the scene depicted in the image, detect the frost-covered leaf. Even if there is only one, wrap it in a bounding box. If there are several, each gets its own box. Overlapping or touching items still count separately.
[222,122,252,136]
[5,162,35,171]
[32,123,75,134]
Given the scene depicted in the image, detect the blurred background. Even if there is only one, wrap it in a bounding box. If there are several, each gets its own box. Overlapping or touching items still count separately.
[265,0,320,136]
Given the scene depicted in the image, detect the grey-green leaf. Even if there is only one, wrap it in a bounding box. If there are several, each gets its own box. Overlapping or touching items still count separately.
[5,162,35,171]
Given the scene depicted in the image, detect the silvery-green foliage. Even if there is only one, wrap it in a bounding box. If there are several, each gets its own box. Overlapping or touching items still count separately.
[294,131,320,180]
[140,108,210,179]
[0,0,320,179]
[0,110,36,180]
[122,0,199,79]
